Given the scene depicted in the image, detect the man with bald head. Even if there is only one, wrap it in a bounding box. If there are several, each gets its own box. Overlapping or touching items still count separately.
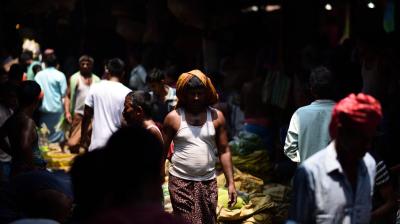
[287,93,382,224]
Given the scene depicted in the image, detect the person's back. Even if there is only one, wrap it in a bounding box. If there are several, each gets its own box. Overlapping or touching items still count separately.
[88,80,130,149]
[27,61,41,80]
[285,100,335,162]
[284,66,336,162]
[2,113,44,175]
[84,58,131,151]
[0,81,46,176]
[34,56,66,114]
[0,82,19,179]
[288,93,382,224]
[34,53,67,143]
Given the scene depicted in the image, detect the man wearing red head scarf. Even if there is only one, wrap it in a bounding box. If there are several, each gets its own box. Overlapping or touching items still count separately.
[163,70,236,224]
[287,93,382,224]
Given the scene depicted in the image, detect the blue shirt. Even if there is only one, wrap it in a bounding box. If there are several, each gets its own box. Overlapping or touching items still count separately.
[35,67,67,113]
[287,142,376,224]
[284,99,335,162]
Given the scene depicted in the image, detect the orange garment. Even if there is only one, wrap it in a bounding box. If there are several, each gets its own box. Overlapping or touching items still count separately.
[329,93,382,138]
[175,70,218,108]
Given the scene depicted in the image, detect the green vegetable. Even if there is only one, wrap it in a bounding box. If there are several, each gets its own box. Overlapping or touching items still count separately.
[218,188,245,209]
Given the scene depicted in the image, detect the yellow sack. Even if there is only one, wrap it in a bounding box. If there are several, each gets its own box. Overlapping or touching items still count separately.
[232,150,271,180]
[216,169,291,224]
[217,168,264,194]
[241,212,273,224]
[217,194,277,222]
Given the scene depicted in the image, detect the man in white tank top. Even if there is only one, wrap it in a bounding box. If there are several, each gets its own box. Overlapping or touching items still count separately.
[163,70,236,224]
[63,55,100,153]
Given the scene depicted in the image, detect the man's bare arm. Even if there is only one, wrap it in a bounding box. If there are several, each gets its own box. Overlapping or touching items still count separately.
[161,111,179,182]
[64,85,72,123]
[215,109,237,207]
[162,110,179,161]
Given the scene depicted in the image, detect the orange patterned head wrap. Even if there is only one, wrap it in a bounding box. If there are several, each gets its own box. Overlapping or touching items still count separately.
[175,69,218,108]
[329,93,382,139]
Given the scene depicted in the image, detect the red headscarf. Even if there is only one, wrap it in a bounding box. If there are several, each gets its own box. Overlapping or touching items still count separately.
[329,93,382,139]
[175,70,218,108]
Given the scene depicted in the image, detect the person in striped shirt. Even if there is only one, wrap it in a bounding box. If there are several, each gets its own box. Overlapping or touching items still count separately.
[370,150,397,223]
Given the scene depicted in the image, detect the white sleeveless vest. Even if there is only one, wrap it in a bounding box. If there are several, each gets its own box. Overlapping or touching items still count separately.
[169,108,218,181]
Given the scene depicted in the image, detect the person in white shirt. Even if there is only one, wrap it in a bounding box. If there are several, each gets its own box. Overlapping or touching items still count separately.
[284,66,336,163]
[287,93,382,224]
[80,58,131,151]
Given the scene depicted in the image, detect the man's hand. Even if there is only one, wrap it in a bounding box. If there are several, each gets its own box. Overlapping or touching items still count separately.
[65,112,72,124]
[228,183,237,208]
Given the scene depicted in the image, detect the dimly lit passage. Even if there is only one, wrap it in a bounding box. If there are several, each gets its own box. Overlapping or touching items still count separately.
[0,0,399,223]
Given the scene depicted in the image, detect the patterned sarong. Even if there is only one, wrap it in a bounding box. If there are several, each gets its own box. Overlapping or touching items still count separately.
[168,174,218,224]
